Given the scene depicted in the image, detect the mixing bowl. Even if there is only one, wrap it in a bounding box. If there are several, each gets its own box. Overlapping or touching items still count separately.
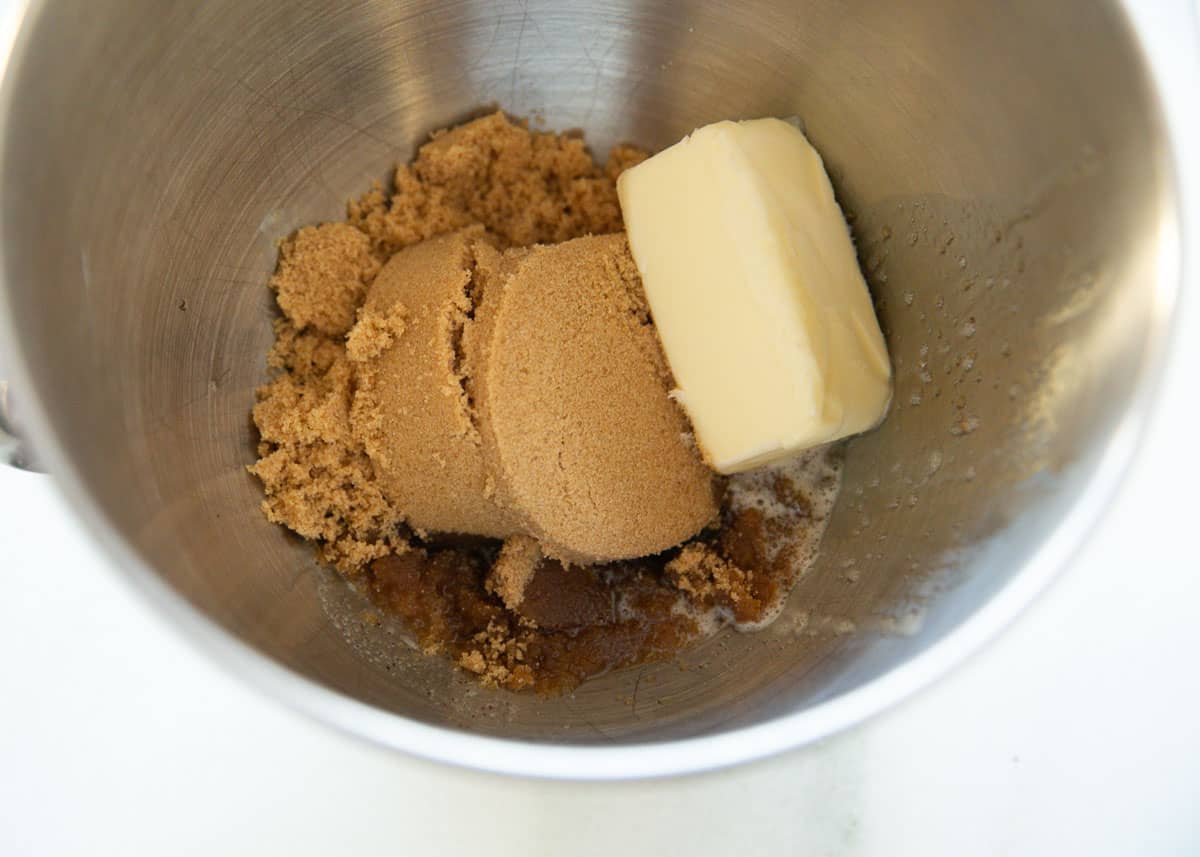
[0,0,1180,778]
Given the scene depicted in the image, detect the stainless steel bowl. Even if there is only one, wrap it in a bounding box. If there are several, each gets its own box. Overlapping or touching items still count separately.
[0,0,1181,778]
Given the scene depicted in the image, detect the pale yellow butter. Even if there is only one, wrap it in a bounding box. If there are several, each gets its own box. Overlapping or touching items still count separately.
[617,118,892,474]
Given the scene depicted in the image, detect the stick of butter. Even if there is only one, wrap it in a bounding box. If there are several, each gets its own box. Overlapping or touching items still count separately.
[617,118,892,474]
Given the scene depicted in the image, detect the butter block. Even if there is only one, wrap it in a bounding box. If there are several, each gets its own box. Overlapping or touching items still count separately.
[617,118,892,474]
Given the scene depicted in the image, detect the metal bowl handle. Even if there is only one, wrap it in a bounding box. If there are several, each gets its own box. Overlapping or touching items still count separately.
[0,381,43,472]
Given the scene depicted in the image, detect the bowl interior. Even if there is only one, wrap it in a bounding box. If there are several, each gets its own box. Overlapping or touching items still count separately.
[0,0,1174,749]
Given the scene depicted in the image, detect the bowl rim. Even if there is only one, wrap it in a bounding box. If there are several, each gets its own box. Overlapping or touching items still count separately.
[0,0,1189,780]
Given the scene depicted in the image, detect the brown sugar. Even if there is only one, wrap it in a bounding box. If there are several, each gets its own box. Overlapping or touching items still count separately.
[250,112,844,692]
[486,535,542,611]
[347,111,642,257]
[348,226,514,539]
[250,320,403,571]
[271,223,380,337]
[468,233,718,562]
[348,226,717,561]
[252,113,641,575]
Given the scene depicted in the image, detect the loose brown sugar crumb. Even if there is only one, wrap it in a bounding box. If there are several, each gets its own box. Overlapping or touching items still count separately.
[486,535,542,612]
[347,111,633,258]
[345,302,407,363]
[667,540,770,625]
[251,361,400,573]
[250,111,843,693]
[271,223,380,337]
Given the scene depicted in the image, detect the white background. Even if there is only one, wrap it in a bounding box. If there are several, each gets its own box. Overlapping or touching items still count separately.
[2,2,1198,855]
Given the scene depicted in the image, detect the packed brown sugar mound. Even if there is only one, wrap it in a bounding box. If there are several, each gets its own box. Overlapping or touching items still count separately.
[250,112,842,693]
[350,227,718,560]
[471,232,717,562]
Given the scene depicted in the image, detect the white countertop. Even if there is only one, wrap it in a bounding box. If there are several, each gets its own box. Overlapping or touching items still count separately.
[3,2,1199,855]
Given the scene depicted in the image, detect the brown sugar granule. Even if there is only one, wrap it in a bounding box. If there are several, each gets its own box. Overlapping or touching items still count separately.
[486,535,542,612]
[467,233,718,562]
[271,223,380,337]
[345,302,407,363]
[348,112,636,257]
[249,327,403,572]
[347,227,515,539]
[666,542,770,625]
